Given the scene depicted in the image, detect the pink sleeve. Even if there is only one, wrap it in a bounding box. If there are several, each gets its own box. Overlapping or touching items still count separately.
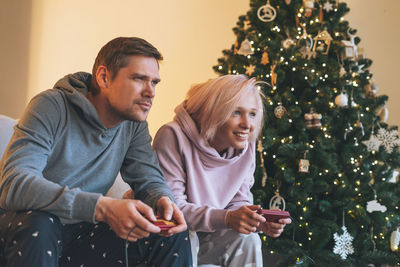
[153,125,228,232]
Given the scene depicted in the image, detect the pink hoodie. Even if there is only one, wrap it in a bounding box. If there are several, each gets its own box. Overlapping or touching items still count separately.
[153,103,255,232]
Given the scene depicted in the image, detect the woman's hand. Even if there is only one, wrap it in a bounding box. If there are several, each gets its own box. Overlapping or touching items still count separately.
[258,217,292,238]
[226,205,266,234]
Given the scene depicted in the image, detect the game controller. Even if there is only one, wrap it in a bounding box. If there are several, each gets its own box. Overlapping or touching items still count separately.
[153,217,177,231]
[257,209,290,223]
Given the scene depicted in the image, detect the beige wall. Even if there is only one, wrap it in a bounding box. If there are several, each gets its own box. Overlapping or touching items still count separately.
[1,0,399,136]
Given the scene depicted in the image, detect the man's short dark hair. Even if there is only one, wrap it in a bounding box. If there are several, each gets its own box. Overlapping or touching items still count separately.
[90,37,163,94]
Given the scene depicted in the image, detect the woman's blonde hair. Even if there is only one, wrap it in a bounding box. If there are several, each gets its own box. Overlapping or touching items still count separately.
[185,74,265,142]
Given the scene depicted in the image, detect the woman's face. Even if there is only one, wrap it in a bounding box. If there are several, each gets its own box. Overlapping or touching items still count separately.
[210,91,258,153]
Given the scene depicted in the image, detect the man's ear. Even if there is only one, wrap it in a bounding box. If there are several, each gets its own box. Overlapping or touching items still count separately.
[96,65,109,89]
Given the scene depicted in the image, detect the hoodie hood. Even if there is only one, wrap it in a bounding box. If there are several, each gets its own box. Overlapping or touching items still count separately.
[53,72,106,129]
[173,101,249,167]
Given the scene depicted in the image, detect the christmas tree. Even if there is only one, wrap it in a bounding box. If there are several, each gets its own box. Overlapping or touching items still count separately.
[213,0,400,266]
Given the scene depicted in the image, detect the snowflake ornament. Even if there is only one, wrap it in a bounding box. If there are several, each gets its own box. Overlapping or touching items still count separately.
[376,128,400,153]
[323,1,334,12]
[333,226,354,259]
[362,134,381,152]
[245,64,256,76]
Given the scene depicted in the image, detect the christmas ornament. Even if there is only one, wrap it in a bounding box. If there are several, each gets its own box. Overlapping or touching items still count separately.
[303,0,315,17]
[366,194,387,213]
[298,159,310,173]
[304,108,321,129]
[282,38,295,49]
[304,112,313,129]
[312,29,332,55]
[257,140,268,187]
[389,170,399,183]
[274,104,287,119]
[390,227,400,251]
[269,190,286,210]
[379,106,389,122]
[243,17,251,31]
[323,1,334,12]
[355,112,364,136]
[237,38,254,56]
[344,123,352,141]
[365,79,379,98]
[257,0,277,22]
[285,0,291,4]
[245,64,256,76]
[335,92,348,107]
[339,66,346,77]
[333,226,354,259]
[270,63,277,87]
[376,128,400,153]
[298,151,310,173]
[261,49,270,65]
[366,200,387,213]
[299,27,316,60]
[362,133,381,152]
[341,29,358,59]
[312,113,322,128]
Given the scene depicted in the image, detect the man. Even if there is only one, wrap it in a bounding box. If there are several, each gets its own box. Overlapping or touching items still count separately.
[0,37,192,266]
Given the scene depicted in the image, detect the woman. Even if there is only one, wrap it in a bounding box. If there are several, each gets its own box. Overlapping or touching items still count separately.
[153,75,291,266]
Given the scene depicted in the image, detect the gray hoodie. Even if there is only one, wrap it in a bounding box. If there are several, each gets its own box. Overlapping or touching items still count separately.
[0,72,174,223]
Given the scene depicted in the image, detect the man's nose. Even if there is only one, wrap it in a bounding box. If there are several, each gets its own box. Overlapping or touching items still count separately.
[143,82,155,98]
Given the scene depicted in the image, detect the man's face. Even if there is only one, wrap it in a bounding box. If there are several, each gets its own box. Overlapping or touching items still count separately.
[103,55,160,123]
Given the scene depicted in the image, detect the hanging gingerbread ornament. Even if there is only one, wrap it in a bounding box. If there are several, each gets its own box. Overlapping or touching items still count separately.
[243,16,251,31]
[303,0,315,17]
[270,63,277,87]
[245,64,256,76]
[237,38,254,56]
[298,151,310,173]
[261,48,270,65]
[285,0,291,4]
[257,140,268,187]
[233,40,239,55]
[313,29,333,55]
[274,103,287,119]
[257,0,277,22]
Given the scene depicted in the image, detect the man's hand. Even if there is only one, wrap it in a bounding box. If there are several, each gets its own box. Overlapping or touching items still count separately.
[155,196,187,236]
[226,205,266,234]
[95,196,160,242]
[258,217,292,238]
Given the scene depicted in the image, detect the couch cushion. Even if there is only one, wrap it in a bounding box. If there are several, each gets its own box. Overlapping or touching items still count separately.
[0,115,17,158]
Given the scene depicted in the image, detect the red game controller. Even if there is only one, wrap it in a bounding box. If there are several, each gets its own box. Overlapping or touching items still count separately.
[257,209,290,223]
[153,217,177,231]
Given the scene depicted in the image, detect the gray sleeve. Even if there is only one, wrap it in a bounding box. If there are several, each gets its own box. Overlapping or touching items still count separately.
[120,122,175,210]
[0,93,101,223]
